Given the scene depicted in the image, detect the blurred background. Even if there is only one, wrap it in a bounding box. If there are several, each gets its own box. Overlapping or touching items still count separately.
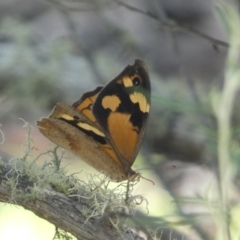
[0,0,238,239]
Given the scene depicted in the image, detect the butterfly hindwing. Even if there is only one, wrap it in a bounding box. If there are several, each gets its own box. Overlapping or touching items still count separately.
[37,102,130,181]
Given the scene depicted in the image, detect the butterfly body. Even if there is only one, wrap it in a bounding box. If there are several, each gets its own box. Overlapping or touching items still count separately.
[37,59,151,182]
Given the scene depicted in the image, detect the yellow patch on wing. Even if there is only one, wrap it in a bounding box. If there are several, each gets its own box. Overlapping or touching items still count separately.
[102,95,121,112]
[76,97,92,112]
[130,92,150,113]
[77,122,105,137]
[122,77,133,87]
[74,91,99,123]
[108,112,139,161]
[60,114,74,121]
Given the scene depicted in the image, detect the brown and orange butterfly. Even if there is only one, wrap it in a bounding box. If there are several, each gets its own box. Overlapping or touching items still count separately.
[37,59,151,182]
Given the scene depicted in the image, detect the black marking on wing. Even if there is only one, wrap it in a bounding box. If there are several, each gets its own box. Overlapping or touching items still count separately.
[59,117,107,145]
[92,59,151,133]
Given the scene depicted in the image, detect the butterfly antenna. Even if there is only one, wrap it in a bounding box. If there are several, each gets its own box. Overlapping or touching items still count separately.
[140,175,155,185]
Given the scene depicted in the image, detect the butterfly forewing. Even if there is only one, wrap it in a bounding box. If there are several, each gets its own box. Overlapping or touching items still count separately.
[37,103,128,181]
[92,59,151,174]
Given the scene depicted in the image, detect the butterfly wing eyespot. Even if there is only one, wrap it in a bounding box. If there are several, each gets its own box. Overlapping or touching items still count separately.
[132,77,141,86]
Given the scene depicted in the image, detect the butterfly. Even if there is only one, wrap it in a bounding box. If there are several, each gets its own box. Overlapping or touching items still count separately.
[37,59,151,182]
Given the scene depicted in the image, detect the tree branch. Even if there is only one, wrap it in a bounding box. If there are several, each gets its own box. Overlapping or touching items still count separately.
[115,1,229,48]
[0,157,145,240]
[46,0,229,49]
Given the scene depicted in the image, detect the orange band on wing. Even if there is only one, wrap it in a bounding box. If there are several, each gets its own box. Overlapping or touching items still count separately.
[107,112,139,161]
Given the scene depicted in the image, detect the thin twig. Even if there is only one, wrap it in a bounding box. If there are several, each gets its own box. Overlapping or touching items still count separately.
[115,1,229,48]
